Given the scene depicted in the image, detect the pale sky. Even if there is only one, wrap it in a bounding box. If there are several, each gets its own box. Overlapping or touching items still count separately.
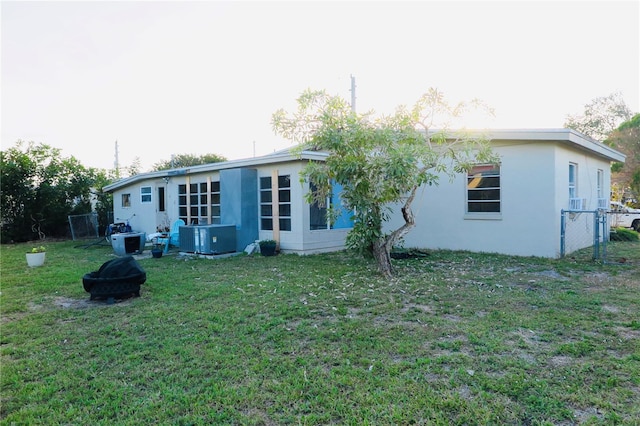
[2,0,639,172]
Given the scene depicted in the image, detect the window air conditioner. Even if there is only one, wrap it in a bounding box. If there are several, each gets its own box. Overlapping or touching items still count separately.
[597,198,608,210]
[569,198,586,210]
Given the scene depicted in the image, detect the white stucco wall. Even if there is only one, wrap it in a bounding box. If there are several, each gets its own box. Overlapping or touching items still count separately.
[386,139,614,258]
[255,162,349,254]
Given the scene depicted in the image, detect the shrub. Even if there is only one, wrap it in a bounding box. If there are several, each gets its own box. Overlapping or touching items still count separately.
[610,227,639,241]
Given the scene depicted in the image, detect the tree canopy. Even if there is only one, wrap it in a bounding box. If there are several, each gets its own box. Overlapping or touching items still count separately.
[0,141,111,243]
[152,153,227,171]
[606,113,640,205]
[272,88,497,277]
[564,92,633,141]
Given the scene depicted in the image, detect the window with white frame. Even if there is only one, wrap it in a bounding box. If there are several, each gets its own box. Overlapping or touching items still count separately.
[467,164,501,213]
[141,186,152,203]
[210,181,221,224]
[596,169,607,209]
[569,163,577,199]
[309,182,330,230]
[178,182,218,225]
[259,175,291,231]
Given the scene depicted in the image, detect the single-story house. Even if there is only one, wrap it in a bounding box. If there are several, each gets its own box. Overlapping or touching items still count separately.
[386,129,625,258]
[103,128,625,258]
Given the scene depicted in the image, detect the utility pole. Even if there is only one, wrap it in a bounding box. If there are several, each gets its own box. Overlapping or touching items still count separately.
[350,74,356,112]
[114,140,120,179]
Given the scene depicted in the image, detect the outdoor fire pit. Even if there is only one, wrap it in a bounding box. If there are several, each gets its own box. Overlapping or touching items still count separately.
[82,256,146,303]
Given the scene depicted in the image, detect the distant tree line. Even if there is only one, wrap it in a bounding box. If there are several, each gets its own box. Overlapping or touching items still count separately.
[1,143,228,243]
[0,141,113,243]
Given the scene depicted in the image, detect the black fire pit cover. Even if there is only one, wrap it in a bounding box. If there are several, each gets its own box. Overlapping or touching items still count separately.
[83,256,147,302]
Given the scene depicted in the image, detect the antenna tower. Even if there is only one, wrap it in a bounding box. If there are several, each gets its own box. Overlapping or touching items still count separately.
[114,140,120,179]
[350,74,356,112]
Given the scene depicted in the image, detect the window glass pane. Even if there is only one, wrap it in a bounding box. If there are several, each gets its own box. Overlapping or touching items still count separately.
[190,183,198,193]
[279,204,291,217]
[190,195,198,204]
[260,191,272,203]
[261,218,273,230]
[212,217,221,224]
[179,195,186,205]
[211,206,220,216]
[468,189,500,201]
[211,181,220,192]
[279,218,291,231]
[260,177,272,189]
[200,194,207,204]
[200,182,207,192]
[278,175,290,188]
[279,189,291,202]
[179,207,187,216]
[190,206,198,216]
[200,206,207,216]
[467,176,500,189]
[211,194,220,204]
[468,202,500,213]
[310,203,327,230]
[178,184,186,194]
[122,194,131,207]
[261,205,272,216]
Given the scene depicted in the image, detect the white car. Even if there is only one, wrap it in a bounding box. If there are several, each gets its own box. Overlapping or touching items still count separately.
[609,201,640,231]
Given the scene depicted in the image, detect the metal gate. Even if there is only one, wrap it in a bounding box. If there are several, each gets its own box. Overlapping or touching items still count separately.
[560,209,608,260]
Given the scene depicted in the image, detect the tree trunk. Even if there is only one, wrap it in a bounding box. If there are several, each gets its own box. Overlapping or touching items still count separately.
[372,185,420,278]
[372,239,393,279]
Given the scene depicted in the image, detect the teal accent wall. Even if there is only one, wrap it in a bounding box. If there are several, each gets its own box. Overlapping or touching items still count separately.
[331,182,353,229]
[220,168,258,251]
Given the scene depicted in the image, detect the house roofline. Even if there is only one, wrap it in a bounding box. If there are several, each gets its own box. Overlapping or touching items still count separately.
[430,128,626,163]
[103,150,328,193]
[104,128,625,193]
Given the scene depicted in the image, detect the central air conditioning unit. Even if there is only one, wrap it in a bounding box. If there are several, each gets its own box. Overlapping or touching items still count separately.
[179,224,236,255]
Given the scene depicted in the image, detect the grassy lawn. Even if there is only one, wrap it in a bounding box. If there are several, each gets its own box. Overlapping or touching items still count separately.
[1,240,639,425]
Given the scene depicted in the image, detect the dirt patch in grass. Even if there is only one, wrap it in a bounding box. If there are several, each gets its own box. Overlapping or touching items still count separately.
[549,355,574,367]
[27,296,136,312]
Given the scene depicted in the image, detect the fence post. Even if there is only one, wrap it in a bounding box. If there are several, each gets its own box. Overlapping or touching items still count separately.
[560,209,566,258]
[593,210,600,260]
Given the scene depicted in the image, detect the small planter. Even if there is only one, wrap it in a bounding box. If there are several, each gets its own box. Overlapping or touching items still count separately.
[26,252,46,267]
[259,240,277,257]
[151,248,163,258]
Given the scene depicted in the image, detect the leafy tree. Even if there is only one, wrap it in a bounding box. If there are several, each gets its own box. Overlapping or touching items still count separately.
[152,153,227,171]
[564,92,633,141]
[93,170,117,236]
[606,114,640,205]
[272,88,496,277]
[0,141,108,243]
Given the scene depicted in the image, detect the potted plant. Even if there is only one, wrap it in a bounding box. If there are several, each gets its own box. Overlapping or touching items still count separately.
[259,239,277,257]
[151,239,164,258]
[26,246,46,267]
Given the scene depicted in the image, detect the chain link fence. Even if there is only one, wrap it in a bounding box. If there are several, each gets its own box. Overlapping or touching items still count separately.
[68,213,100,240]
[561,209,640,264]
[560,209,607,261]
